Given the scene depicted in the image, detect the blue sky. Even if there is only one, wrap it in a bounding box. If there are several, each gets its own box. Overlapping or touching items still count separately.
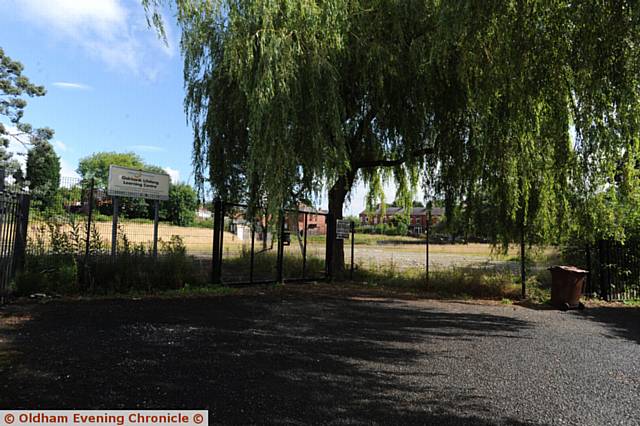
[0,0,189,183]
[0,0,401,214]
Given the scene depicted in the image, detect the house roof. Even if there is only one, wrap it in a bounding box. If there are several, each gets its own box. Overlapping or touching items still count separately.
[297,205,328,214]
[359,205,445,217]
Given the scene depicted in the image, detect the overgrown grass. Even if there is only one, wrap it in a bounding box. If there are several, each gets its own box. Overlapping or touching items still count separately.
[220,249,326,283]
[15,235,209,296]
[349,263,552,301]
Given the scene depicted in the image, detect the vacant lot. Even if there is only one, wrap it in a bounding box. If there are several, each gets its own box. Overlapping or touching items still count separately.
[30,220,554,272]
[0,285,638,425]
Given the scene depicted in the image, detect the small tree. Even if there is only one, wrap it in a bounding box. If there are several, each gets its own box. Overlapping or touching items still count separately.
[26,139,60,209]
[0,47,53,184]
[160,183,197,226]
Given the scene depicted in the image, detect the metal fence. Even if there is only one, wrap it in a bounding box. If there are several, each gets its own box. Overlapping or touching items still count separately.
[26,176,216,259]
[213,200,331,285]
[583,240,640,301]
[0,191,29,301]
[16,175,336,290]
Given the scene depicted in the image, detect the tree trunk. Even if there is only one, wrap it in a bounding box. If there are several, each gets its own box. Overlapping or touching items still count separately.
[326,171,356,276]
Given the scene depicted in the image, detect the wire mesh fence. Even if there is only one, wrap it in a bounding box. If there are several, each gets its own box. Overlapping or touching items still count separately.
[25,176,215,258]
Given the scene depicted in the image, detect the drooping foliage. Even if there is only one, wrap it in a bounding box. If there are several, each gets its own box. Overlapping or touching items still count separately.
[144,0,640,252]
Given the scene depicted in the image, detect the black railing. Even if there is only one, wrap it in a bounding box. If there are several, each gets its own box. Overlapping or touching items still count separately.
[0,191,30,302]
[212,200,330,286]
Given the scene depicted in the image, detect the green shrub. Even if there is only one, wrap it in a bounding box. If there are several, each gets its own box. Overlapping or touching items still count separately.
[16,254,79,296]
[21,221,206,295]
[351,265,521,299]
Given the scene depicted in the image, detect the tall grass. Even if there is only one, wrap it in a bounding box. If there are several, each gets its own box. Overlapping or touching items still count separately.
[351,264,531,299]
[220,248,326,282]
[16,222,209,296]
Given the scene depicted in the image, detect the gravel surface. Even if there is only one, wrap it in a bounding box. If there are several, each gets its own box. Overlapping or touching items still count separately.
[0,286,639,425]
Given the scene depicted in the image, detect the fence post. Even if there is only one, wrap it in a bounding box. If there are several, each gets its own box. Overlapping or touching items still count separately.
[111,196,119,257]
[598,239,607,300]
[276,210,285,283]
[520,226,526,299]
[0,167,4,192]
[302,212,308,279]
[426,210,431,287]
[325,213,334,280]
[211,197,222,284]
[82,179,95,289]
[13,193,30,275]
[152,199,159,258]
[585,244,591,294]
[250,222,255,284]
[350,220,355,280]
[84,178,95,262]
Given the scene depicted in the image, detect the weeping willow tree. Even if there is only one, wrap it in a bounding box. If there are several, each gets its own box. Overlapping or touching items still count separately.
[144,0,640,273]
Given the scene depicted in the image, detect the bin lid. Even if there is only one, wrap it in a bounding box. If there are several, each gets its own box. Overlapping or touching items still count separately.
[548,265,589,274]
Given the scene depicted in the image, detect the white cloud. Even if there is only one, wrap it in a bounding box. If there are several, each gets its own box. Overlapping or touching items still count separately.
[130,144,166,153]
[60,158,80,179]
[163,167,180,183]
[10,0,174,79]
[53,140,68,152]
[52,82,91,90]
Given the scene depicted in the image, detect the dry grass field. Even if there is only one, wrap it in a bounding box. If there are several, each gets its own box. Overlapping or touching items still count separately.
[28,219,558,270]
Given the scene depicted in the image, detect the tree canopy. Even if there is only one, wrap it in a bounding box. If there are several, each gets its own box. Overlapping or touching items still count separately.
[160,183,198,226]
[145,1,640,268]
[77,152,147,188]
[0,47,54,181]
[26,139,60,207]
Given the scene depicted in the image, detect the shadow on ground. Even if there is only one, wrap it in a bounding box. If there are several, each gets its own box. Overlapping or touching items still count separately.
[0,294,536,424]
[579,305,640,345]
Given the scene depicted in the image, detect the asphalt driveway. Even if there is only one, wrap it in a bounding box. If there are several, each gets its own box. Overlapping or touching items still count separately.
[0,286,638,425]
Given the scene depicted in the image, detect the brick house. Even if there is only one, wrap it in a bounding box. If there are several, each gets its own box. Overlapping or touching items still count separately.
[359,205,444,234]
[293,206,328,235]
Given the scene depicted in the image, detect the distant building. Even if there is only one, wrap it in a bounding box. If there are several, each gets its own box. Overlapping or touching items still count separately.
[229,205,328,240]
[359,205,444,234]
[196,206,212,219]
[290,206,328,235]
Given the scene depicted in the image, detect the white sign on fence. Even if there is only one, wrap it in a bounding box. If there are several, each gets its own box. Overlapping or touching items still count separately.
[107,165,170,200]
[336,219,351,240]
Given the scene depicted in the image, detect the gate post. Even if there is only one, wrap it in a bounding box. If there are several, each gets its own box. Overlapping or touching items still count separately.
[325,213,335,280]
[585,244,591,294]
[276,210,285,283]
[302,212,308,279]
[13,193,30,274]
[211,197,222,284]
[350,221,355,280]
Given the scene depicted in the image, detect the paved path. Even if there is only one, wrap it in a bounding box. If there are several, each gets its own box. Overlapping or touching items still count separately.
[0,287,638,425]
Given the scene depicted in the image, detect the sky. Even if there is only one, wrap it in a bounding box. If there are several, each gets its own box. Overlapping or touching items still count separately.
[0,0,404,215]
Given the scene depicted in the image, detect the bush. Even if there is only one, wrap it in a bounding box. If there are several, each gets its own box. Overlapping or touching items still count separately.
[16,254,79,296]
[20,219,207,295]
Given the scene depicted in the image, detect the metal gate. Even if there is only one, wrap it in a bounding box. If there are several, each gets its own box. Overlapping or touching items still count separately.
[0,191,29,302]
